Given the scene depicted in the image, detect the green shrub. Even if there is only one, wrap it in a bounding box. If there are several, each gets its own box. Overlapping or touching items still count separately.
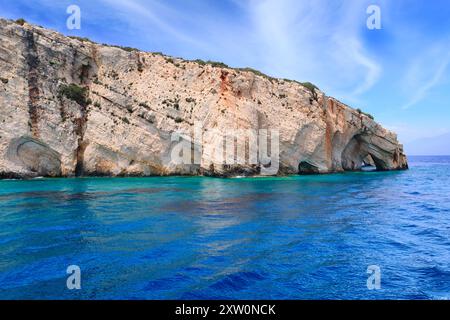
[174,117,183,123]
[356,108,374,120]
[117,46,138,52]
[15,18,26,26]
[300,82,318,93]
[193,59,207,66]
[100,43,139,52]
[58,84,89,106]
[300,82,319,100]
[69,36,93,43]
[192,59,228,68]
[235,67,276,82]
[206,60,228,68]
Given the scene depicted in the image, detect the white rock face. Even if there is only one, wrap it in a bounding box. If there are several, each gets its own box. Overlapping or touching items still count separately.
[0,19,408,178]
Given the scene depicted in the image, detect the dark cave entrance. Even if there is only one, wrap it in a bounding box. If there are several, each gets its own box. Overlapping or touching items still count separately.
[298,161,320,175]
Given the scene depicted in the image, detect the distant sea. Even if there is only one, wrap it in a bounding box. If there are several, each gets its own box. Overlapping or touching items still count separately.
[0,156,449,299]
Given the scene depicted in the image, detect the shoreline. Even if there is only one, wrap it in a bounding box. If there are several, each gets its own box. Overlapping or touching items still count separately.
[0,167,406,181]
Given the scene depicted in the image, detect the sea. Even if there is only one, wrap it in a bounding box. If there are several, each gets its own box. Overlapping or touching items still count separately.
[0,156,449,299]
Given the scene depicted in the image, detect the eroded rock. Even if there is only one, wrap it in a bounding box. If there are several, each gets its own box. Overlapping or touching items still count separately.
[0,18,408,178]
[6,136,61,176]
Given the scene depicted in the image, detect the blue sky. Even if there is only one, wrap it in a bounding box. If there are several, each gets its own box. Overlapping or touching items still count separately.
[1,0,449,154]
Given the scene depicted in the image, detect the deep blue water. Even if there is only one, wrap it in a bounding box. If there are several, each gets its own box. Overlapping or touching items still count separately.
[0,156,449,300]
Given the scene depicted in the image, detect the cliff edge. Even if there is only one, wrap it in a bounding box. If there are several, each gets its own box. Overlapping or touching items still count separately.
[0,18,408,178]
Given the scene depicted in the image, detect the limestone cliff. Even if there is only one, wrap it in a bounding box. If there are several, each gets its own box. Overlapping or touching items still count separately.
[0,18,408,178]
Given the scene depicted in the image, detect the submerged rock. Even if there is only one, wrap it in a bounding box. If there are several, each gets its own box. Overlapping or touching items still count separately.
[0,18,407,178]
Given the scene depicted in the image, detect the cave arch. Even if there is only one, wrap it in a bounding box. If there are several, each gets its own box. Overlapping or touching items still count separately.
[341,134,386,171]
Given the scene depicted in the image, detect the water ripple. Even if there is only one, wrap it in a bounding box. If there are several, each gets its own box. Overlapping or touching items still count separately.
[0,156,449,299]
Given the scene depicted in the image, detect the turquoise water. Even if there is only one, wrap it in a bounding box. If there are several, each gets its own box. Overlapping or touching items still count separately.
[0,156,449,300]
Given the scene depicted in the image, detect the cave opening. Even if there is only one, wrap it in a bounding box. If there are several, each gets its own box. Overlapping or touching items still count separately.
[341,134,385,172]
[361,154,377,171]
[298,161,320,175]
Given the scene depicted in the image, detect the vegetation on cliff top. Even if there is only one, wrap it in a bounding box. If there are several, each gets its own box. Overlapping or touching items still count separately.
[11,18,322,100]
[10,19,381,118]
[69,35,140,52]
[356,108,374,120]
[299,82,319,100]
[188,59,320,98]
[14,18,26,26]
[193,59,229,68]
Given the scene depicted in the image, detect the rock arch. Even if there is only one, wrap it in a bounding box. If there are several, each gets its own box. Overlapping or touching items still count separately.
[340,133,407,171]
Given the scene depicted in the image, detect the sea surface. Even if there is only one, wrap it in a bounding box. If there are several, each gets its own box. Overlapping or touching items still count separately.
[0,156,449,300]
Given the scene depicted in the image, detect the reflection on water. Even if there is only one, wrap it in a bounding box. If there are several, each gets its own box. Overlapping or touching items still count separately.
[0,156,450,299]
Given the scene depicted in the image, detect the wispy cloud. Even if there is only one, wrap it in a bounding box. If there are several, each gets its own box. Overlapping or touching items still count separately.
[95,0,382,102]
[17,0,378,101]
[244,0,382,100]
[340,38,382,96]
[100,0,207,48]
[402,48,450,109]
